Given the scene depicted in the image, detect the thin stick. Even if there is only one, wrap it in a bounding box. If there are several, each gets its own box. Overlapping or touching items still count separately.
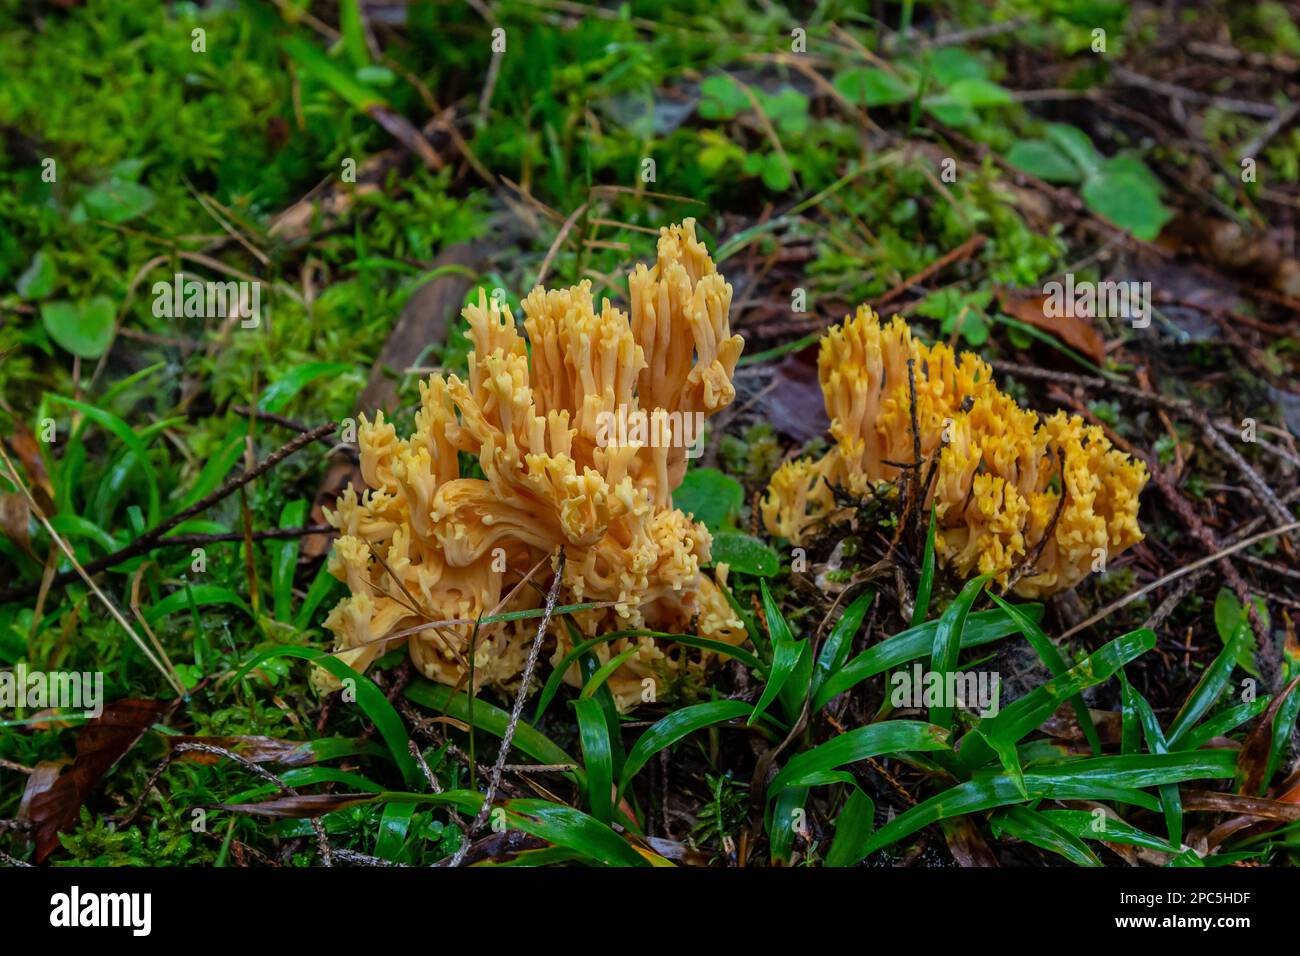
[535,202,589,287]
[1060,520,1300,641]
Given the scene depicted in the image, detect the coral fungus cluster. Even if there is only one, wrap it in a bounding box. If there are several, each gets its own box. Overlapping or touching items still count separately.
[762,306,1147,597]
[320,220,746,709]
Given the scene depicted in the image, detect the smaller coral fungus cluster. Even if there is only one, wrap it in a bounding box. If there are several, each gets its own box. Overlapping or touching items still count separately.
[320,220,746,710]
[762,306,1147,597]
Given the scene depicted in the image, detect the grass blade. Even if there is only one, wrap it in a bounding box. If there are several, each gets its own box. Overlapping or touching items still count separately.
[912,503,937,627]
[768,720,950,797]
[233,646,417,786]
[618,700,752,797]
[814,605,1040,711]
[404,679,582,785]
[930,574,989,730]
[990,592,1101,754]
[574,697,613,823]
[812,589,874,703]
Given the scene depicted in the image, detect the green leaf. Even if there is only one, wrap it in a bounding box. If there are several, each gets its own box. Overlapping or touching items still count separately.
[144,584,254,625]
[958,628,1155,769]
[295,564,341,632]
[1118,669,1141,755]
[768,720,950,798]
[768,785,808,865]
[759,153,793,192]
[41,297,115,359]
[710,530,779,577]
[942,78,1011,108]
[1130,685,1183,848]
[272,500,308,623]
[832,67,915,106]
[619,700,752,796]
[861,751,1236,856]
[498,798,651,867]
[234,647,417,786]
[991,805,1102,866]
[989,593,1101,754]
[1167,621,1244,746]
[761,88,811,136]
[674,467,743,531]
[813,605,1039,711]
[752,579,807,723]
[534,631,764,723]
[50,395,159,524]
[974,729,1027,799]
[258,362,354,414]
[1005,140,1083,184]
[1213,587,1262,678]
[927,48,988,85]
[83,179,155,224]
[930,575,990,730]
[178,434,245,510]
[812,590,875,702]
[281,36,386,111]
[912,505,937,627]
[374,801,415,862]
[1037,809,1178,854]
[698,74,747,119]
[46,514,120,555]
[1179,696,1271,752]
[574,697,614,823]
[338,0,369,69]
[825,785,875,867]
[1044,123,1104,176]
[1268,635,1300,785]
[579,646,641,699]
[16,251,55,300]
[1081,169,1172,241]
[924,99,978,127]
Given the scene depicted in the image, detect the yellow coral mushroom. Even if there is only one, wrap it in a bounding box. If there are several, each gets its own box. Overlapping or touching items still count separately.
[762,306,1147,597]
[320,220,746,709]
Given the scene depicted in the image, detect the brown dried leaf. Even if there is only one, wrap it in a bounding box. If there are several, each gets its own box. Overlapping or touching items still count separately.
[1041,707,1123,745]
[765,345,830,443]
[217,792,376,819]
[0,492,36,563]
[941,815,999,866]
[28,698,165,862]
[3,423,55,516]
[1237,673,1300,797]
[996,287,1105,365]
[17,762,63,822]
[1184,789,1300,822]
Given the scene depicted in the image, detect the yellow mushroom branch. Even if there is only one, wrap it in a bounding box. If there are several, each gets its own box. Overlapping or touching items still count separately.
[762,307,1148,597]
[320,220,746,710]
